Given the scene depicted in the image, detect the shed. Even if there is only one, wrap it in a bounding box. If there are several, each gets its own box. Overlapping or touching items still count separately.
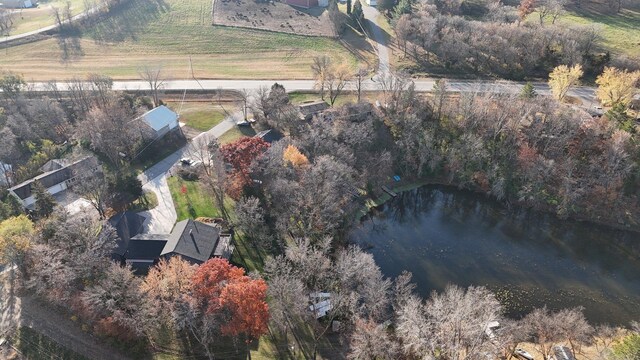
[298,101,330,121]
[140,105,179,138]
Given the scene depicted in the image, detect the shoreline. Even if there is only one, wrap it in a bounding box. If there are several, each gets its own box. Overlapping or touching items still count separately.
[358,178,640,235]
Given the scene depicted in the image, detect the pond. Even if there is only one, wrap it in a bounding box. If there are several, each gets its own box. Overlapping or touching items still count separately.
[350,186,640,325]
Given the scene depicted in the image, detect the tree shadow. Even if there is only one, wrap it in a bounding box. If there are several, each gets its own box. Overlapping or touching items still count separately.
[88,0,170,44]
[57,27,84,62]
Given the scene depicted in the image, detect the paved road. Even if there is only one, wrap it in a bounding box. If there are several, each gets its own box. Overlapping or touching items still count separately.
[27,78,601,105]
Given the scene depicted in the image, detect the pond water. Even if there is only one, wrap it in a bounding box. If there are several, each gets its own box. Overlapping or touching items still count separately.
[350,186,640,325]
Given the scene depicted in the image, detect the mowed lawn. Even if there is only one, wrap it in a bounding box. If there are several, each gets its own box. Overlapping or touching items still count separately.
[8,0,86,35]
[166,101,229,131]
[0,0,359,80]
[538,5,640,58]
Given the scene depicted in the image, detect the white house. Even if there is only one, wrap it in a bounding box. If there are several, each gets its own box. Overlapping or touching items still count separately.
[140,105,179,138]
[0,0,33,8]
[8,156,100,209]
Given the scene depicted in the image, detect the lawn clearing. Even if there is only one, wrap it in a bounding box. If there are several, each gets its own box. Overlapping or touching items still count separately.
[166,101,230,131]
[0,0,361,80]
[217,125,257,145]
[535,2,640,58]
[7,0,85,35]
[167,176,235,220]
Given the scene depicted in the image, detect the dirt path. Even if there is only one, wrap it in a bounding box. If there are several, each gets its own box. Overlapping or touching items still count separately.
[19,297,132,360]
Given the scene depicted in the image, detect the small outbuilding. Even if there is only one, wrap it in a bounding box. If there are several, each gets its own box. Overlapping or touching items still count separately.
[140,105,180,138]
[298,101,330,121]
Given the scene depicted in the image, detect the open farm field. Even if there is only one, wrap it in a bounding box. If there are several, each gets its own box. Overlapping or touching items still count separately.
[6,0,85,35]
[214,0,335,37]
[0,0,360,80]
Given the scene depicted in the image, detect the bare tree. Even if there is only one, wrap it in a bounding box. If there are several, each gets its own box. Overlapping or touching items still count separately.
[326,65,351,106]
[395,285,504,360]
[187,135,228,219]
[523,307,564,360]
[73,170,111,219]
[348,319,399,360]
[0,8,15,36]
[238,89,250,121]
[50,6,64,29]
[354,66,368,103]
[138,65,165,106]
[311,55,331,101]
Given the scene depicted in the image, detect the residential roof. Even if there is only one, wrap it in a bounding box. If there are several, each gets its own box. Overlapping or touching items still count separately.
[298,101,330,118]
[109,211,147,256]
[39,159,68,172]
[9,156,99,200]
[161,219,221,264]
[125,239,167,260]
[141,105,179,132]
[255,129,284,143]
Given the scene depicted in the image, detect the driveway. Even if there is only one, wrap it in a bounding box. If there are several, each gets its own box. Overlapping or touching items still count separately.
[136,117,239,234]
[139,175,177,234]
[362,4,390,76]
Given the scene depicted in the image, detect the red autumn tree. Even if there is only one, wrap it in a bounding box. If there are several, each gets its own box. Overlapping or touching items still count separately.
[191,258,269,343]
[220,137,270,199]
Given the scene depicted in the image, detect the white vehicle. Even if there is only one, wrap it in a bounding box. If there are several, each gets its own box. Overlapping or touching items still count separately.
[514,348,534,360]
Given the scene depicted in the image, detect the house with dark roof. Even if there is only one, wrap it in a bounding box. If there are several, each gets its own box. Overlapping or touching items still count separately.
[298,101,330,121]
[8,156,100,209]
[109,216,234,273]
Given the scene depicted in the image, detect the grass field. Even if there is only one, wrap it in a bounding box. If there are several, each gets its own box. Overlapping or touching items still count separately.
[167,176,232,220]
[0,0,360,80]
[218,126,256,144]
[166,101,229,131]
[537,3,640,58]
[8,0,85,35]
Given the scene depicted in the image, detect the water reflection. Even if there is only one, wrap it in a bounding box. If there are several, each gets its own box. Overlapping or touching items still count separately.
[352,186,640,325]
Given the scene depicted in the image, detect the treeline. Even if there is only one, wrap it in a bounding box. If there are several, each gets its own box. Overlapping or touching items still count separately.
[0,72,170,221]
[0,214,269,358]
[2,211,638,359]
[389,0,639,79]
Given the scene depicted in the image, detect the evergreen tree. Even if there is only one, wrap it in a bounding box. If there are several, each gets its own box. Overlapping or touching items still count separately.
[352,0,364,24]
[33,181,56,218]
[606,102,635,133]
[347,0,352,14]
[392,0,412,19]
[520,82,537,99]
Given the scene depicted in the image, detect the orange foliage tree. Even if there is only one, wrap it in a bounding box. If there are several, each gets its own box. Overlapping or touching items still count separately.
[283,145,310,167]
[191,258,269,343]
[220,137,270,199]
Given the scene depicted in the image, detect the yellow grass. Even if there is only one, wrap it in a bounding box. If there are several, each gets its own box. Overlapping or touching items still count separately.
[8,0,85,35]
[0,0,362,80]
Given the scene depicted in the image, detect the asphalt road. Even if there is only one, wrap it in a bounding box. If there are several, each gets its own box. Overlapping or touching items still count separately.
[27,78,603,108]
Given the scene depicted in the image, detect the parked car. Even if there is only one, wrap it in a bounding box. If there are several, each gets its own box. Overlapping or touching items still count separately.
[514,348,535,360]
[180,158,202,167]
